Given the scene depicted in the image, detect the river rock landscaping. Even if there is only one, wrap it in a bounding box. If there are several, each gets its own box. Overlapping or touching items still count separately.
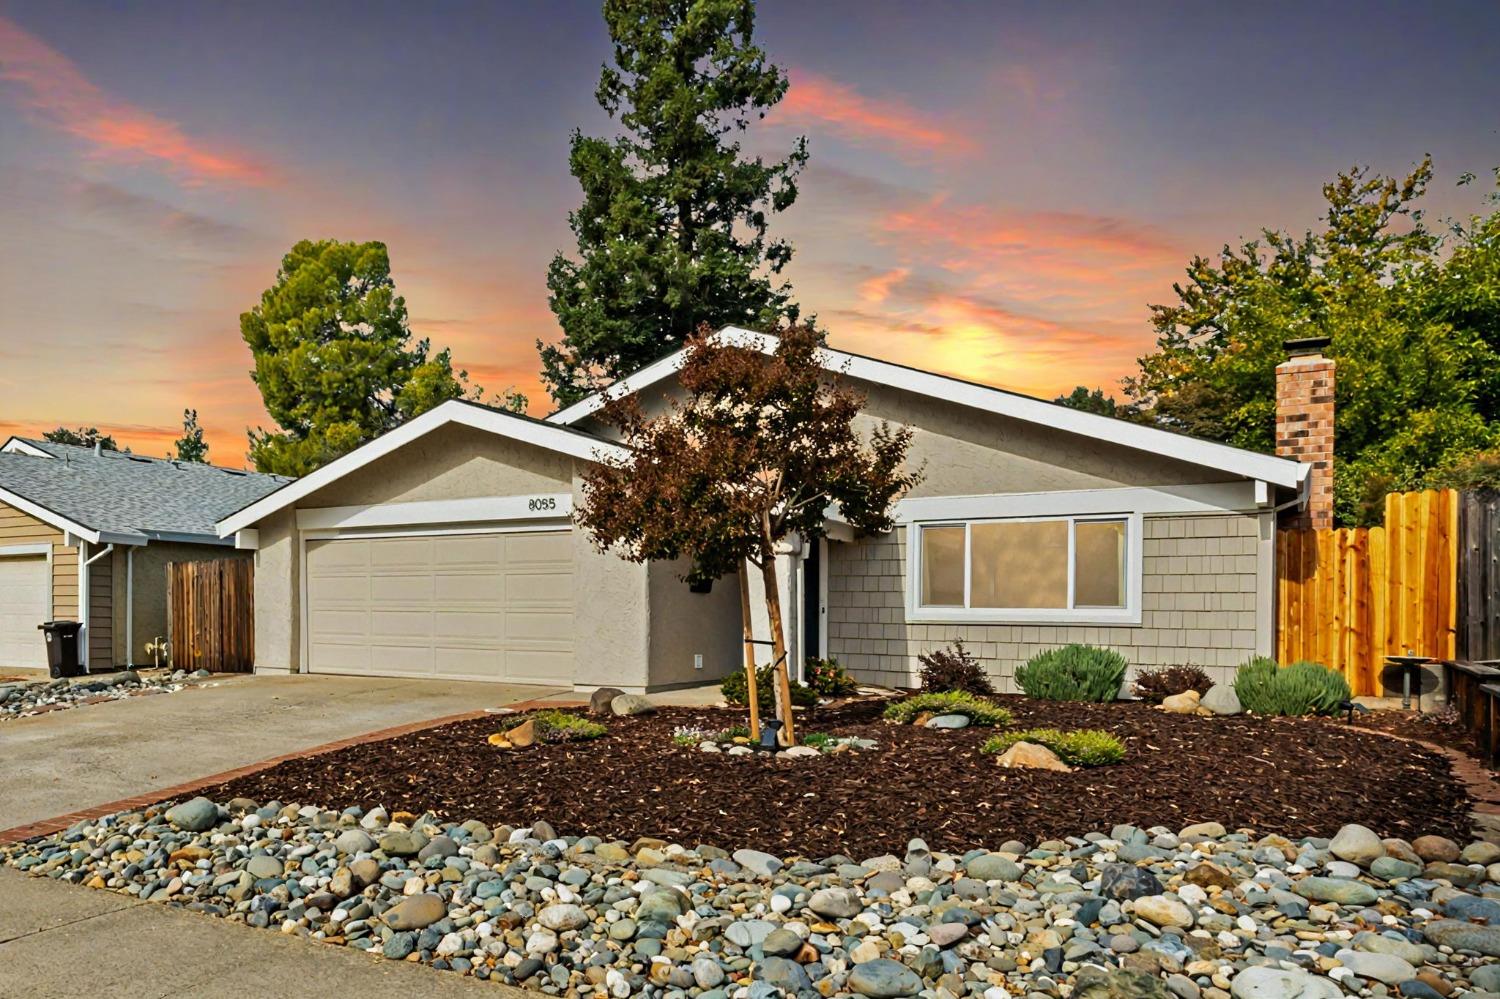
[8,799,1500,999]
[0,668,211,720]
[195,698,1470,856]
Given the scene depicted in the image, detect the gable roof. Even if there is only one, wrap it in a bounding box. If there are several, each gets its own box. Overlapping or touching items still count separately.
[0,438,290,545]
[547,326,1309,491]
[215,398,628,537]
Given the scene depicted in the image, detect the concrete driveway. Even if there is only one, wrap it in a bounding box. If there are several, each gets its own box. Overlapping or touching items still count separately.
[1,671,558,998]
[0,671,559,832]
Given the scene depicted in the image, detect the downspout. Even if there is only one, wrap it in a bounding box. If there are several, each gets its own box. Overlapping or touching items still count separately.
[78,539,88,670]
[80,543,113,672]
[125,547,134,668]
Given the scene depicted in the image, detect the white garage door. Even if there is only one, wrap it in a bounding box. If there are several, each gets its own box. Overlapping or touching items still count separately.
[305,530,574,684]
[0,554,49,668]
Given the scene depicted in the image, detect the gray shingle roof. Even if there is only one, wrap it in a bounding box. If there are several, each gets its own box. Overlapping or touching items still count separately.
[0,438,290,543]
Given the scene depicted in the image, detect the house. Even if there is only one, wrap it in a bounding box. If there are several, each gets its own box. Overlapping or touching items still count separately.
[218,327,1313,694]
[0,438,288,670]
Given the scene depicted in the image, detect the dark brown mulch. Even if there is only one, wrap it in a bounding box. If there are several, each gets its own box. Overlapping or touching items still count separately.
[1343,706,1492,765]
[200,697,1473,859]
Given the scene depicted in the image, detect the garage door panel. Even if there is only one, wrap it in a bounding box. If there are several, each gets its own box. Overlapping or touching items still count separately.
[506,649,573,684]
[306,530,573,683]
[434,572,504,603]
[0,555,49,668]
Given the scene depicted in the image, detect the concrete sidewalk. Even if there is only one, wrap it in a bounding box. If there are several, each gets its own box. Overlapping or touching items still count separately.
[0,868,526,998]
[0,672,557,832]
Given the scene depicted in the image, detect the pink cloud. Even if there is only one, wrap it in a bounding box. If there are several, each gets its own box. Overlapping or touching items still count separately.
[0,16,278,186]
[858,266,909,303]
[775,69,976,156]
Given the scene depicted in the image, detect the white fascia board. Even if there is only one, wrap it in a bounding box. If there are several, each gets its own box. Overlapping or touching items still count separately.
[234,530,260,551]
[295,494,573,531]
[217,401,626,537]
[548,325,1307,490]
[141,530,232,547]
[0,484,105,544]
[0,437,53,458]
[895,482,1263,523]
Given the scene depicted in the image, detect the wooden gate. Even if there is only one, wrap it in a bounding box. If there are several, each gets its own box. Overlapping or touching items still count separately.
[168,559,254,673]
[1459,491,1500,662]
[1276,489,1458,696]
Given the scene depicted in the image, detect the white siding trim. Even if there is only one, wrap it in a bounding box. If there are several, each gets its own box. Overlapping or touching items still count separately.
[895,482,1263,524]
[295,494,572,531]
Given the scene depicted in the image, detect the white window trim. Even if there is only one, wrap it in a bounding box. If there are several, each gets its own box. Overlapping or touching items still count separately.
[905,511,1143,626]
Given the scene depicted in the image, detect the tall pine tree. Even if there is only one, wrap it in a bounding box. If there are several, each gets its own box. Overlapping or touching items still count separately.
[539,0,809,405]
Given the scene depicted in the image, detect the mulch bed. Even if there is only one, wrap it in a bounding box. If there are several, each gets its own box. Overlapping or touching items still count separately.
[200,697,1473,859]
[1344,707,1492,765]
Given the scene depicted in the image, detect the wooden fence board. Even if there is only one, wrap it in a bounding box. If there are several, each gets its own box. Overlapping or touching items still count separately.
[1276,489,1457,696]
[167,559,254,674]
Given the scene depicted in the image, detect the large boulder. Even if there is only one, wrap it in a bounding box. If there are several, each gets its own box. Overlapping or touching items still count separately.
[1158,690,1201,714]
[164,797,220,832]
[588,687,626,715]
[995,741,1070,772]
[1329,823,1385,867]
[611,694,656,717]
[1201,684,1242,716]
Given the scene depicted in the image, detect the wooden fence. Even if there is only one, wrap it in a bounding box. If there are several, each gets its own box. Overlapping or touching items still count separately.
[1459,491,1500,662]
[167,559,254,673]
[1276,489,1458,696]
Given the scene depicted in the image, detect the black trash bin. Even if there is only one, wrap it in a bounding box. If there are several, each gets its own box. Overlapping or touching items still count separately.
[38,621,84,679]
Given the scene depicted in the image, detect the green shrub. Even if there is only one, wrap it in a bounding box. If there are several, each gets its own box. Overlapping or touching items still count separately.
[1015,644,1127,702]
[532,710,607,742]
[1233,657,1350,716]
[805,657,859,697]
[721,664,818,714]
[802,731,834,748]
[917,640,994,696]
[882,690,1013,727]
[1131,664,1213,704]
[980,727,1126,766]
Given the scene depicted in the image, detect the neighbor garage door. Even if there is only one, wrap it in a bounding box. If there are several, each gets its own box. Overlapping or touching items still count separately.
[305,531,574,684]
[0,554,49,668]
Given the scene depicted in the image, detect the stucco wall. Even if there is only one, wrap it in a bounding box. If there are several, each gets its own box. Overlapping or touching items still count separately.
[827,511,1268,693]
[251,509,299,674]
[111,541,252,669]
[309,423,574,506]
[644,560,743,691]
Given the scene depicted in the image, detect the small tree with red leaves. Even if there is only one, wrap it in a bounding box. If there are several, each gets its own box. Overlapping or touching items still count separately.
[577,326,918,742]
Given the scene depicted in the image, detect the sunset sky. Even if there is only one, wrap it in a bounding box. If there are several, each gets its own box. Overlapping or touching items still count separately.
[2,1,1497,464]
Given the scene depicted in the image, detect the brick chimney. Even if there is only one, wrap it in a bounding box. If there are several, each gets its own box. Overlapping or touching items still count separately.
[1276,337,1335,530]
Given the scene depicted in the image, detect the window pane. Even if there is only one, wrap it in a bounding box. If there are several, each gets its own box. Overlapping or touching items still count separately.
[1074,519,1127,607]
[919,526,965,606]
[970,520,1068,609]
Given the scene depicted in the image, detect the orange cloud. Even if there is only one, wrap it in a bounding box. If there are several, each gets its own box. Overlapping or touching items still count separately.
[0,16,278,186]
[882,199,1182,267]
[776,69,976,156]
[858,266,909,303]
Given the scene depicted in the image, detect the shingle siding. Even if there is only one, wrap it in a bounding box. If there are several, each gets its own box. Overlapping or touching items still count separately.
[826,512,1264,693]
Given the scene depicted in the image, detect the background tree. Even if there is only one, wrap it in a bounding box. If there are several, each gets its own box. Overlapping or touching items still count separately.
[1054,386,1122,418]
[1126,160,1500,524]
[241,239,493,476]
[169,409,209,464]
[43,427,120,451]
[576,326,918,740]
[539,0,810,405]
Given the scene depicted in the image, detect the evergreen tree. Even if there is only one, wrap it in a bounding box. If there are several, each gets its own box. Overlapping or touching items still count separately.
[540,0,809,405]
[42,427,120,451]
[241,239,476,476]
[169,409,209,464]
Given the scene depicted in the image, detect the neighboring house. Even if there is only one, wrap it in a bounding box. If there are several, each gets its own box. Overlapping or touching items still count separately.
[219,328,1310,694]
[0,438,288,670]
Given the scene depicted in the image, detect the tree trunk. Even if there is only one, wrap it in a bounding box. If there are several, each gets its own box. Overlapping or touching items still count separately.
[759,557,797,745]
[737,569,761,741]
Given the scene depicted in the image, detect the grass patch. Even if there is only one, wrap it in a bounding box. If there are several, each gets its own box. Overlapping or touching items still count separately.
[883,691,1013,727]
[532,710,607,742]
[980,727,1125,767]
